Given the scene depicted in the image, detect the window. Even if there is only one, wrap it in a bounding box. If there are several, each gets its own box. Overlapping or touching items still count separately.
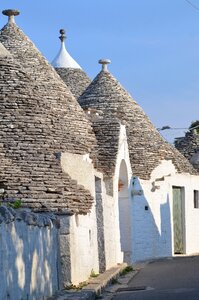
[194,190,199,208]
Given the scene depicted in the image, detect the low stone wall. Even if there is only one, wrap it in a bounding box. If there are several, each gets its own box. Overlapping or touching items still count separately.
[0,206,59,300]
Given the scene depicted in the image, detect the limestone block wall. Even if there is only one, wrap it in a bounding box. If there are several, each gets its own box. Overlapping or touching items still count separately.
[131,160,199,262]
[0,207,58,300]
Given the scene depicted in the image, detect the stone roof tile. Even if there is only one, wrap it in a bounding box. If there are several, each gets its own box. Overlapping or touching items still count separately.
[0,11,96,214]
[0,52,94,214]
[85,111,121,176]
[79,68,197,179]
[0,13,96,158]
[55,68,91,99]
[175,131,199,172]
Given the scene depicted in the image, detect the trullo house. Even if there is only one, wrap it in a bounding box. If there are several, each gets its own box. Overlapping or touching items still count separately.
[0,8,199,300]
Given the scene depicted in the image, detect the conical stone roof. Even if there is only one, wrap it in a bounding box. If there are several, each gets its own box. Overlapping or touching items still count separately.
[0,10,96,156]
[0,42,93,214]
[84,109,121,177]
[0,42,10,55]
[56,68,91,99]
[79,61,197,179]
[52,29,91,99]
[175,131,199,172]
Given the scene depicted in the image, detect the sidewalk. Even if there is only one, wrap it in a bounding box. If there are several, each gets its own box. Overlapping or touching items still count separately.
[48,263,138,300]
[100,267,138,299]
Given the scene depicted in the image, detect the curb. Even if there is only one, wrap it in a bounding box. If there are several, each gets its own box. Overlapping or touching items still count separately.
[100,269,138,299]
[47,263,128,300]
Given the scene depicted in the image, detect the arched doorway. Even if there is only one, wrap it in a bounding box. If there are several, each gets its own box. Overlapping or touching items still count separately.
[118,159,132,263]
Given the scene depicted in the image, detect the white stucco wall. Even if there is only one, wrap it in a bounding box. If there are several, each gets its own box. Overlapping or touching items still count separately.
[60,152,99,285]
[60,125,133,283]
[103,124,132,268]
[102,191,122,269]
[0,219,58,300]
[171,174,199,255]
[131,160,199,262]
[69,210,99,284]
[60,135,199,276]
[61,152,95,194]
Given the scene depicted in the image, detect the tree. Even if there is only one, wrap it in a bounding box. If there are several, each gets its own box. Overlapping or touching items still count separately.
[189,120,199,134]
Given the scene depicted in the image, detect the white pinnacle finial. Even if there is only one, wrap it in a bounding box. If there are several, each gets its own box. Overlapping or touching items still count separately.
[98,59,111,72]
[51,29,81,69]
[2,9,20,24]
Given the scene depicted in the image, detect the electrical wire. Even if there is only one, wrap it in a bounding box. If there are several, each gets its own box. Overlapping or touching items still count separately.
[185,0,199,11]
[158,124,199,131]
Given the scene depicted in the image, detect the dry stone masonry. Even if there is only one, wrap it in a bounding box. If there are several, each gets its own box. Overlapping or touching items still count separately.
[175,131,199,172]
[0,11,96,157]
[0,11,95,214]
[86,111,121,176]
[79,67,197,179]
[0,205,57,227]
[56,68,91,99]
[1,8,199,299]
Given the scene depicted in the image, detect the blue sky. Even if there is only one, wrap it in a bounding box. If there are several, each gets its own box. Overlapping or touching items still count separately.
[0,0,199,143]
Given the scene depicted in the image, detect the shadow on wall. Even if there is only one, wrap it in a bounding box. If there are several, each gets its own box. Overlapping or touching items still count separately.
[132,178,172,262]
[118,160,132,264]
[0,216,58,300]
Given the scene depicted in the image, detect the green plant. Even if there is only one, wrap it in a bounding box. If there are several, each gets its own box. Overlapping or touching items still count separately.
[13,199,22,209]
[111,277,119,284]
[77,281,88,289]
[0,195,22,209]
[90,269,99,278]
[64,281,88,290]
[64,284,77,290]
[120,265,134,276]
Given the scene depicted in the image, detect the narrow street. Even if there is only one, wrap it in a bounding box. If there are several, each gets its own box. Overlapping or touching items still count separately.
[113,256,199,300]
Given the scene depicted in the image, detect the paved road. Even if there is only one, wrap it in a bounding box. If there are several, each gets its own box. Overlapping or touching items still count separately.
[113,256,199,300]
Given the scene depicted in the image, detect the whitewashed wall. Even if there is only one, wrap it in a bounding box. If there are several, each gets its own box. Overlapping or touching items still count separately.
[0,211,58,300]
[69,211,99,284]
[171,174,199,255]
[60,126,133,284]
[61,152,99,285]
[102,192,122,269]
[131,160,199,262]
[103,124,132,268]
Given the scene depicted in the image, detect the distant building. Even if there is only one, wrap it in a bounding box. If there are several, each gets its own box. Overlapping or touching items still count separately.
[175,130,199,172]
[0,9,199,300]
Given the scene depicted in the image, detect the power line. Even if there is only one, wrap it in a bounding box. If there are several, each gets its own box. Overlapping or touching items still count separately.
[158,124,199,131]
[185,0,199,11]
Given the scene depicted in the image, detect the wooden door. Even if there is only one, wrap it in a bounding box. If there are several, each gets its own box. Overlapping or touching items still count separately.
[172,187,184,254]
